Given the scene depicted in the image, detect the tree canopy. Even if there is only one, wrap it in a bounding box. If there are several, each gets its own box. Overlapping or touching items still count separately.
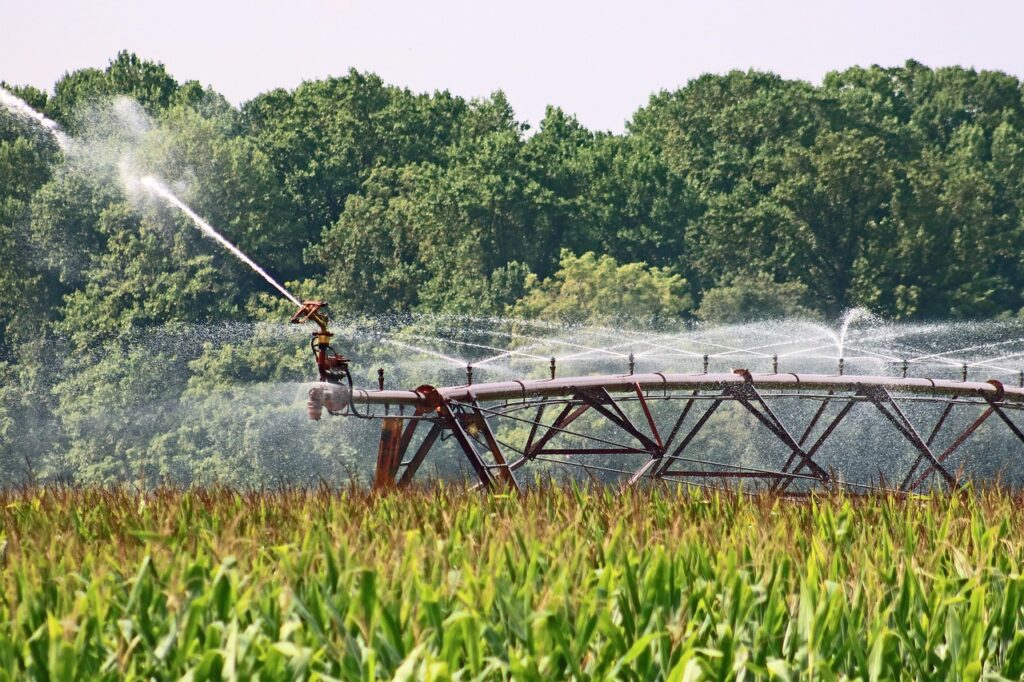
[3,52,1024,485]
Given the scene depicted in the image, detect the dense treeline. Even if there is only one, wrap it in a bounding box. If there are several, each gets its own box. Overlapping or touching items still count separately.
[2,52,1024,484]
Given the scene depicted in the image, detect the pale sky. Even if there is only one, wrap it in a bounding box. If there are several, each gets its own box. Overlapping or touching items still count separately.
[2,0,1023,133]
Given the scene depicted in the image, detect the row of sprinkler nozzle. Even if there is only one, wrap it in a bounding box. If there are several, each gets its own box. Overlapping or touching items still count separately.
[453,356,1024,386]
[291,302,1024,389]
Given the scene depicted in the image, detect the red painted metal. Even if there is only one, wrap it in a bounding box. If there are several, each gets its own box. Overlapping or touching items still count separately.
[329,371,1024,493]
[291,300,1024,493]
[345,372,1024,408]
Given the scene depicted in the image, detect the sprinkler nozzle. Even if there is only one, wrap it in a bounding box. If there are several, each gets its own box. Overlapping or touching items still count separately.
[550,357,557,380]
[291,300,331,336]
[307,383,349,420]
[308,386,324,421]
[838,357,845,376]
[628,353,635,375]
[292,300,352,405]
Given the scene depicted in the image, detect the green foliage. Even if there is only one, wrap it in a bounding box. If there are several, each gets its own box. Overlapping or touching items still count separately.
[47,50,180,125]
[511,250,692,325]
[2,486,1024,679]
[696,273,817,323]
[56,342,190,484]
[5,54,1024,483]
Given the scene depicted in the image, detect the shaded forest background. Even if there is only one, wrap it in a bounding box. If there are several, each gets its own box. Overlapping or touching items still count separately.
[3,52,1024,485]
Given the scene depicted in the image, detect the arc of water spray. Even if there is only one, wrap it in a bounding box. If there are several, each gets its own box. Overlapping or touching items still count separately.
[837,346,903,363]
[688,339,774,358]
[834,308,875,358]
[0,87,72,151]
[528,325,728,362]
[632,343,704,359]
[472,343,551,367]
[968,361,1020,374]
[778,331,930,360]
[967,350,1024,367]
[526,337,631,361]
[466,327,634,356]
[632,328,775,359]
[412,334,550,362]
[380,338,467,367]
[708,332,841,357]
[909,338,1024,363]
[0,91,300,309]
[140,176,300,306]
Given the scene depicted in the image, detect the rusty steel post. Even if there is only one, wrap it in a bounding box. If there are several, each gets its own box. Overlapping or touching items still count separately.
[573,387,661,455]
[661,391,699,453]
[523,402,547,455]
[374,417,405,490]
[657,398,722,477]
[799,393,833,447]
[902,396,958,482]
[726,382,831,485]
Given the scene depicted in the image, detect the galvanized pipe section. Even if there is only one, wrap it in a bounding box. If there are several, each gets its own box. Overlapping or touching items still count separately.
[349,372,1024,408]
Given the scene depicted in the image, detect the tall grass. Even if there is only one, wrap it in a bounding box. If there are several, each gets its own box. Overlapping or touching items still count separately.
[1,484,1023,680]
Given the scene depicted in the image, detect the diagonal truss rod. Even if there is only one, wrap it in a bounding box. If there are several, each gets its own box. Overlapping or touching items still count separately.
[365,374,1023,494]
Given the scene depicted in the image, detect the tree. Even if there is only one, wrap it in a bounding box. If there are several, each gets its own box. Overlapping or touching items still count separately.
[695,273,817,323]
[47,51,180,127]
[7,54,1024,485]
[241,70,469,259]
[510,250,692,325]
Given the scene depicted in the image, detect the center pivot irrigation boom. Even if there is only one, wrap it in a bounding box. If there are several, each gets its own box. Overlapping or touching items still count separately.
[290,301,1024,494]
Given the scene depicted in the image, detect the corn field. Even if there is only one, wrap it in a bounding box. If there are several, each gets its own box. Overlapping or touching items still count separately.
[2,485,1024,680]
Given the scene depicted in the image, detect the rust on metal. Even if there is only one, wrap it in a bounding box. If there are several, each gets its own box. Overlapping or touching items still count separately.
[374,417,405,489]
[315,368,1024,494]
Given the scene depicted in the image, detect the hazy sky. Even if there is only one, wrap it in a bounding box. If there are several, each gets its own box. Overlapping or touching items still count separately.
[2,0,1023,132]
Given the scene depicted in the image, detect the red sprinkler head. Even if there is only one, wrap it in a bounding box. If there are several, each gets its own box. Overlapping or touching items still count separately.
[291,300,331,338]
[292,300,353,418]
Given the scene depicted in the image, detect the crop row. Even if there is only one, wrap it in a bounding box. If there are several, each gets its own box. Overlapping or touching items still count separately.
[1,484,1023,680]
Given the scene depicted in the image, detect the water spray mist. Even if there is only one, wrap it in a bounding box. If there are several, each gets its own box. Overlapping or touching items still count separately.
[0,87,72,151]
[140,176,300,306]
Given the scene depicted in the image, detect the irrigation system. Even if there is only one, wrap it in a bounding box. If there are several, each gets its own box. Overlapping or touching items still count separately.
[293,301,1024,495]
[6,87,1023,493]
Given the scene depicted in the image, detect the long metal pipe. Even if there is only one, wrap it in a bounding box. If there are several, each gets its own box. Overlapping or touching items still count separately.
[349,372,1024,407]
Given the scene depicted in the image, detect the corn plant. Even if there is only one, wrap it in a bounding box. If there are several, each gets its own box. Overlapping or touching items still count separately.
[1,483,1023,680]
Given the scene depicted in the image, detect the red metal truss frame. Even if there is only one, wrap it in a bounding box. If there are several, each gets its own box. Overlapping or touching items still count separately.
[357,371,1024,494]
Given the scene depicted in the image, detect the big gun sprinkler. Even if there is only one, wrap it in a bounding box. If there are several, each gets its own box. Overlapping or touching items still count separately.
[290,300,352,420]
